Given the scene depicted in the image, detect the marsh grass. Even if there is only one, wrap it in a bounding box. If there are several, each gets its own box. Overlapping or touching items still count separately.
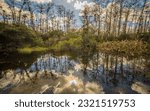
[98,40,149,58]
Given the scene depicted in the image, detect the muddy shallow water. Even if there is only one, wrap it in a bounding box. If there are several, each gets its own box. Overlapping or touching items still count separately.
[0,52,150,94]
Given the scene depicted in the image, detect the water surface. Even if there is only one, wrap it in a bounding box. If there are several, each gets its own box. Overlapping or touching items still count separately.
[0,51,150,94]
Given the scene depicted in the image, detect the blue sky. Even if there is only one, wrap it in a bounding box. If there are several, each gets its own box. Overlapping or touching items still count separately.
[30,0,93,27]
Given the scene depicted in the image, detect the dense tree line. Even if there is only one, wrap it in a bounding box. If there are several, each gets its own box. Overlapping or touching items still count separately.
[0,0,149,37]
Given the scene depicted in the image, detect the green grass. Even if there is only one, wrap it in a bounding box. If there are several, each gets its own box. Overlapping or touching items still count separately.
[18,47,48,54]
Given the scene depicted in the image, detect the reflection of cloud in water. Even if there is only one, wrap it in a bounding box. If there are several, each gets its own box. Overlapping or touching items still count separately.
[11,53,150,94]
[54,74,103,94]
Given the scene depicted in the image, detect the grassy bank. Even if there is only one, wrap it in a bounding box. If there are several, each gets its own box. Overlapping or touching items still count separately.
[17,47,48,54]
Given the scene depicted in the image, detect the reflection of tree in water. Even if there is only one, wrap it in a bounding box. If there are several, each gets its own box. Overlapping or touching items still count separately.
[28,53,76,77]
[0,50,150,93]
[80,38,97,75]
[78,50,150,93]
[0,51,43,82]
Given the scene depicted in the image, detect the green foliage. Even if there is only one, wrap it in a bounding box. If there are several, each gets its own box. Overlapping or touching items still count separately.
[18,47,48,54]
[52,36,82,52]
[79,31,98,67]
[0,23,44,52]
[65,29,82,39]
[45,29,83,52]
[42,30,64,40]
[41,30,66,47]
[81,35,97,56]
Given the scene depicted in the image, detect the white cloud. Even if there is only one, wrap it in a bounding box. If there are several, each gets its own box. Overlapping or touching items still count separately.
[74,1,85,10]
[67,0,74,3]
[74,0,95,10]
[30,0,52,3]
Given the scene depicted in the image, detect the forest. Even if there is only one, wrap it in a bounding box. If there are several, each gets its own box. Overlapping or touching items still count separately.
[0,0,150,94]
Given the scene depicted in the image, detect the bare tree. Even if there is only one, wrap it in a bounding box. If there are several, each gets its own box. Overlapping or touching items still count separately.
[17,0,26,24]
[0,5,7,23]
[25,0,36,29]
[45,2,54,32]
[57,5,65,30]
[107,0,115,36]
[137,0,147,33]
[117,0,124,36]
[122,0,138,34]
[22,13,28,24]
[80,5,92,33]
[5,0,17,24]
[66,10,74,31]
[36,3,46,32]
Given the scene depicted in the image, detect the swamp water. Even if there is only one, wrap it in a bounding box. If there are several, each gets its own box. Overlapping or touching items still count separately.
[0,51,150,94]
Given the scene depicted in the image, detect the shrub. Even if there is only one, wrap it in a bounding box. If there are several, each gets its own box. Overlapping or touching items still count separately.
[0,23,44,52]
